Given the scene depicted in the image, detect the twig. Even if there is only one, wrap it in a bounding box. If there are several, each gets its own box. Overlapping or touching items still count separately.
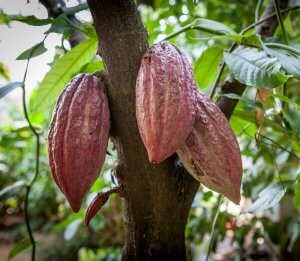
[255,133,300,160]
[206,195,223,261]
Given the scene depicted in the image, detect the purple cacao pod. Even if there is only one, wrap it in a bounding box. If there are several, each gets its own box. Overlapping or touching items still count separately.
[177,92,242,204]
[136,41,196,163]
[48,74,110,212]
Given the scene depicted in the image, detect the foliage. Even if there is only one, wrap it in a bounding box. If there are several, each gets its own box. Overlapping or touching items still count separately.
[0,0,300,260]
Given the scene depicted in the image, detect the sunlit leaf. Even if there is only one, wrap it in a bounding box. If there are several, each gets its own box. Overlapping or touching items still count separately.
[34,39,97,111]
[194,46,223,89]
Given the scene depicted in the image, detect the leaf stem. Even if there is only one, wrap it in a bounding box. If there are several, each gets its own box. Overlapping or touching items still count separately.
[20,36,47,261]
[274,0,289,45]
[205,195,223,261]
[255,0,264,23]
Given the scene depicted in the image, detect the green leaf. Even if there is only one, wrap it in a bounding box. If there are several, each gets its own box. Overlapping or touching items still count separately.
[194,46,223,89]
[12,15,51,26]
[64,219,82,241]
[241,34,263,49]
[224,46,291,88]
[16,42,47,60]
[232,110,289,134]
[192,18,237,35]
[52,211,84,233]
[0,82,22,98]
[244,183,285,214]
[8,238,31,260]
[34,39,97,111]
[264,45,300,79]
[223,93,264,110]
[0,181,25,197]
[270,93,300,111]
[45,14,76,35]
[81,60,104,73]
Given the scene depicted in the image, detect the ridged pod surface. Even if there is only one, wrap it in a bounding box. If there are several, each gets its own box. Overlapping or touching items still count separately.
[136,41,196,163]
[48,74,110,212]
[177,92,242,204]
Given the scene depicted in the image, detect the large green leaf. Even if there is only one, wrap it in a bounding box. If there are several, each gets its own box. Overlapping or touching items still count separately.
[194,46,223,89]
[264,45,300,79]
[192,18,237,35]
[34,39,97,111]
[224,46,290,88]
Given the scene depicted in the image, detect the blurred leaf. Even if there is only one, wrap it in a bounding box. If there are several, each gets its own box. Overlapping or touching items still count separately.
[52,211,84,233]
[287,219,300,252]
[241,34,263,49]
[81,60,104,73]
[16,42,47,60]
[80,24,97,40]
[223,93,264,110]
[271,93,300,111]
[194,46,223,89]
[0,82,22,98]
[8,238,31,260]
[0,180,25,197]
[64,219,82,241]
[34,39,97,111]
[244,183,285,214]
[11,15,51,26]
[233,110,290,134]
[192,18,237,35]
[265,45,300,79]
[224,46,291,88]
[45,14,76,35]
[0,62,10,80]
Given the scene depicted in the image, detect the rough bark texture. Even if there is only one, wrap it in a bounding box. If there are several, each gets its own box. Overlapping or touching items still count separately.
[87,1,199,260]
[86,0,287,259]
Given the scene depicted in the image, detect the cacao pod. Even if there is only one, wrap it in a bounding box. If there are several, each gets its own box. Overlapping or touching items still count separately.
[48,74,110,212]
[136,41,196,163]
[85,192,109,226]
[177,92,242,204]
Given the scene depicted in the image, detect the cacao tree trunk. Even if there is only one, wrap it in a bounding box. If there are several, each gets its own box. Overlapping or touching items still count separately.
[87,0,199,259]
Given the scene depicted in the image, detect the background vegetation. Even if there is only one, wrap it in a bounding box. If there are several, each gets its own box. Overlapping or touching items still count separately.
[0,0,299,260]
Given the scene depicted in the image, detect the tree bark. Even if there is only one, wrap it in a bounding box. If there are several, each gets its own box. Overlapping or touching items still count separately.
[87,0,199,260]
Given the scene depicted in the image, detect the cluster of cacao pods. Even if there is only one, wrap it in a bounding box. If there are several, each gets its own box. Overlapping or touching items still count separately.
[48,40,243,218]
[136,41,243,203]
[48,73,110,212]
